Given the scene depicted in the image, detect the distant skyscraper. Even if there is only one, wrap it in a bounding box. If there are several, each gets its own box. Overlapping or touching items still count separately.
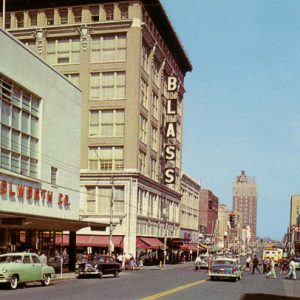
[233,170,257,241]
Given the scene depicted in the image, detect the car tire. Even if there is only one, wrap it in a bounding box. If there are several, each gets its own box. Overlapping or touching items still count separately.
[42,274,51,286]
[98,271,103,279]
[114,271,119,278]
[77,275,82,279]
[9,275,18,290]
[210,276,214,281]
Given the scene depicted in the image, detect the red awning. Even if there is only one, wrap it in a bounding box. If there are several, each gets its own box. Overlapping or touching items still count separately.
[137,237,163,249]
[56,235,123,248]
[180,243,206,252]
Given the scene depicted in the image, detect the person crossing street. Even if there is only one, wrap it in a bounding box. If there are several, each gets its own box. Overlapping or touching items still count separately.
[252,254,261,274]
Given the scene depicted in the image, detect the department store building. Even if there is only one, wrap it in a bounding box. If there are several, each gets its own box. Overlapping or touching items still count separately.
[1,0,192,260]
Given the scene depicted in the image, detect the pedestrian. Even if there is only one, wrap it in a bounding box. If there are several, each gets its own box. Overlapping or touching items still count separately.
[245,255,251,271]
[286,258,296,280]
[39,252,47,265]
[262,258,268,274]
[266,258,276,279]
[207,254,213,273]
[195,255,201,271]
[252,254,260,274]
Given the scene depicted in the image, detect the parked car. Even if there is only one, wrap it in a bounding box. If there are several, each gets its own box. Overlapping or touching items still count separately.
[198,256,209,269]
[294,257,300,270]
[75,255,121,279]
[208,258,242,282]
[0,252,55,289]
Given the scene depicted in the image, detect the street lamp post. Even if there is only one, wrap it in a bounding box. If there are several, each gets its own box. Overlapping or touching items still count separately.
[109,178,114,256]
[163,198,168,268]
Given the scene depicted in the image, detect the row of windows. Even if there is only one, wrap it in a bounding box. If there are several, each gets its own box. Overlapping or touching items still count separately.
[137,222,177,237]
[89,109,124,137]
[3,4,129,29]
[84,186,124,214]
[0,76,40,178]
[88,146,123,171]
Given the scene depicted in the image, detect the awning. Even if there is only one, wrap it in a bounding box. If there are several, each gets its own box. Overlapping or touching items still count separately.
[136,237,163,249]
[56,235,123,248]
[180,244,207,252]
[0,211,108,232]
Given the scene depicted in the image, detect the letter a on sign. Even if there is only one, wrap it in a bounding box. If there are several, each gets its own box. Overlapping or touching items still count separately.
[167,76,178,92]
[166,122,176,138]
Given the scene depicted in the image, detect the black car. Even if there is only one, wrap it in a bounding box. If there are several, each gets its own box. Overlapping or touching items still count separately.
[75,255,121,279]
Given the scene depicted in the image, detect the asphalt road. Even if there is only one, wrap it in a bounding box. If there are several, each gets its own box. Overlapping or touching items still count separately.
[0,264,299,300]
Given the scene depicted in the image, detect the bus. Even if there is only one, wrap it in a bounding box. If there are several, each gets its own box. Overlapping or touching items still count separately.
[262,246,283,265]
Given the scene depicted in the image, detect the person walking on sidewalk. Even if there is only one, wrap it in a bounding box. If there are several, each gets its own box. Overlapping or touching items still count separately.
[252,254,260,274]
[266,258,276,279]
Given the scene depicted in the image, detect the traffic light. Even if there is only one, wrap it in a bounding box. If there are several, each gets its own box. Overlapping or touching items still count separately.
[229,213,236,228]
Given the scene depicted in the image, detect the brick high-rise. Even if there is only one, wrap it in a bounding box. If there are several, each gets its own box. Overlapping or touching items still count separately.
[233,170,257,242]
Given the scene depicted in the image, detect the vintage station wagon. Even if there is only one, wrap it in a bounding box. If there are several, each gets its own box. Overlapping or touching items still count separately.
[0,252,55,289]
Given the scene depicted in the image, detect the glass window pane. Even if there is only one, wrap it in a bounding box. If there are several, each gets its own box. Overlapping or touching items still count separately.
[31,116,38,136]
[1,126,10,149]
[1,149,10,169]
[22,112,30,133]
[21,134,29,156]
[11,153,20,172]
[12,130,20,152]
[1,101,10,125]
[12,107,20,129]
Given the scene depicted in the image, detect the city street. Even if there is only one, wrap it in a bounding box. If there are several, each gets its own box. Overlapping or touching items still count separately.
[0,263,299,300]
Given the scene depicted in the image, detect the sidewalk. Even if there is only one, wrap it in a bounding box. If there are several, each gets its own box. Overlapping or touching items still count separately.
[52,261,195,281]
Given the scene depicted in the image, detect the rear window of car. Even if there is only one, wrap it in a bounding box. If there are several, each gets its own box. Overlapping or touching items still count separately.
[0,255,23,263]
[215,260,234,265]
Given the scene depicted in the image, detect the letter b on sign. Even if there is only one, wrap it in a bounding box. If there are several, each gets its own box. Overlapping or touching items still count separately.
[167,76,178,92]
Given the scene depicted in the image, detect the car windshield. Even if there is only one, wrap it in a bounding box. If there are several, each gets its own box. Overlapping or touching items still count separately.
[0,255,23,263]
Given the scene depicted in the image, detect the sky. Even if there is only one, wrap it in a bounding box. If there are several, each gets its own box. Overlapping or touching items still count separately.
[161,0,300,240]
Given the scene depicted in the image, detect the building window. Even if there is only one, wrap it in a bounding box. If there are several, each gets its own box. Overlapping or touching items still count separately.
[150,158,156,179]
[120,5,128,19]
[105,5,114,20]
[89,109,124,137]
[59,9,68,24]
[87,187,96,213]
[114,187,124,213]
[88,146,124,171]
[5,13,11,29]
[46,38,80,65]
[151,59,159,85]
[139,115,147,144]
[15,13,24,28]
[140,79,148,108]
[91,34,126,62]
[151,126,157,151]
[90,6,99,22]
[151,92,158,119]
[73,8,82,23]
[51,167,57,185]
[0,76,40,178]
[141,43,149,71]
[29,11,38,27]
[45,10,54,25]
[64,73,80,86]
[138,150,146,174]
[90,72,125,100]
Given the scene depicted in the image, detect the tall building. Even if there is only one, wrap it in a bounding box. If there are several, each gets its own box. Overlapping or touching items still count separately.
[290,195,300,227]
[233,170,257,242]
[180,172,201,254]
[0,28,107,269]
[199,189,219,238]
[217,204,228,248]
[1,0,192,257]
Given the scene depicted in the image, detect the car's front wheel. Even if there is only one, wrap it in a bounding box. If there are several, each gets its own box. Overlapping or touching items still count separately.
[98,271,103,279]
[42,274,51,286]
[9,275,18,290]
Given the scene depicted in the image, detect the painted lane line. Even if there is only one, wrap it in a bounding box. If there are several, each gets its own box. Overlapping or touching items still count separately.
[141,279,208,300]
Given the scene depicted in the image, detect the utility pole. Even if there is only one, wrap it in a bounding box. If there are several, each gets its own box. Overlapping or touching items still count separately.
[2,0,5,28]
[109,177,114,256]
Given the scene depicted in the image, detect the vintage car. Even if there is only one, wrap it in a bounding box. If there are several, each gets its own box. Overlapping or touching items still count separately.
[75,255,121,279]
[208,258,242,281]
[0,252,55,289]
